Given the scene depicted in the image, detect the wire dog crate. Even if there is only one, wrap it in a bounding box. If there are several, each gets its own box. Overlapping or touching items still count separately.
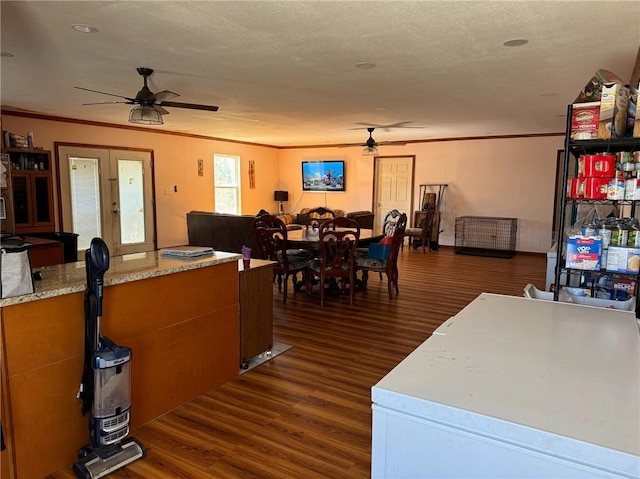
[454,216,518,258]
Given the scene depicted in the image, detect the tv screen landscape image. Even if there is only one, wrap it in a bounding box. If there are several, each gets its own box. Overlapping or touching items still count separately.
[302,160,345,192]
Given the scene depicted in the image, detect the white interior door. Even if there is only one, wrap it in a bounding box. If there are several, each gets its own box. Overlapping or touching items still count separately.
[57,145,155,257]
[373,156,414,233]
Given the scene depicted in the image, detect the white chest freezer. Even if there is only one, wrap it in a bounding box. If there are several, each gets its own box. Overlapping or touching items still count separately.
[372,293,640,479]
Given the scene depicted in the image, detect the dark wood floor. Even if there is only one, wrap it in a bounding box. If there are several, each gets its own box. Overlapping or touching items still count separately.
[47,246,547,478]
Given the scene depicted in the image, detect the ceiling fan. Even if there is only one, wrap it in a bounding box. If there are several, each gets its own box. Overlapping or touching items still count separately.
[339,127,406,155]
[75,67,219,125]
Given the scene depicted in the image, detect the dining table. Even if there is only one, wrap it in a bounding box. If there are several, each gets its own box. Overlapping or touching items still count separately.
[286,227,384,296]
[286,227,383,249]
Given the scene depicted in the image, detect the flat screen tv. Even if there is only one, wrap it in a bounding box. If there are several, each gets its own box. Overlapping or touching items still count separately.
[302,160,345,192]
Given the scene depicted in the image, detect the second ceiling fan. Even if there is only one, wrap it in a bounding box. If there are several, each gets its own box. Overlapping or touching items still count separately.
[339,127,406,155]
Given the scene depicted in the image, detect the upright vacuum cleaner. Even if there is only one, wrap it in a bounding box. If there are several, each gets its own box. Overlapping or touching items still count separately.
[73,237,145,479]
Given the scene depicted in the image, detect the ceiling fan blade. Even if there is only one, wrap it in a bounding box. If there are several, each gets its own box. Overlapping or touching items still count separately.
[155,105,170,115]
[153,90,179,102]
[337,140,407,148]
[158,101,219,112]
[81,101,132,106]
[75,86,137,103]
[351,121,424,131]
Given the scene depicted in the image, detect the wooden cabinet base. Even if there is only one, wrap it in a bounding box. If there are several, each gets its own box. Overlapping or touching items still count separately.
[239,260,274,367]
[0,261,239,479]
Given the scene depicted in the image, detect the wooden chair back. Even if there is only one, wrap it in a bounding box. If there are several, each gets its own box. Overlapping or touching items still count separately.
[253,214,288,268]
[317,216,360,305]
[404,207,436,253]
[383,209,403,236]
[253,214,307,304]
[387,213,407,267]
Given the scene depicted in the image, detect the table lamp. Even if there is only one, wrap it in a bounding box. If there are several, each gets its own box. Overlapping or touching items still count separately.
[274,190,288,214]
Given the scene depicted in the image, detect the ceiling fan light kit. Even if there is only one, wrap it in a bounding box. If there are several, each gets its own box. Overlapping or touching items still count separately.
[129,105,163,125]
[362,145,379,156]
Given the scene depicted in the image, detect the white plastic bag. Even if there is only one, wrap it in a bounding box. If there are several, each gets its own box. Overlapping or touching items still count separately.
[1,243,34,298]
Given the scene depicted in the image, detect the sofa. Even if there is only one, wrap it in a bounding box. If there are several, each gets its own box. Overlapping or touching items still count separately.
[187,211,258,254]
[186,208,375,256]
[346,210,375,229]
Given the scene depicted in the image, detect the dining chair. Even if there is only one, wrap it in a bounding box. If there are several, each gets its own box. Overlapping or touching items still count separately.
[402,207,435,253]
[357,208,403,279]
[252,214,308,304]
[356,213,407,298]
[382,209,404,236]
[304,207,337,229]
[305,216,360,307]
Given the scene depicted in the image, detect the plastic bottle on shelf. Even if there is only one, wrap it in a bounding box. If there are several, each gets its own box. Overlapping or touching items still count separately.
[598,219,612,249]
[583,222,597,236]
[619,220,630,247]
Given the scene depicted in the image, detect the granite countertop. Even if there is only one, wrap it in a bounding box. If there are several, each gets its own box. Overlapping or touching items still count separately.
[0,250,242,307]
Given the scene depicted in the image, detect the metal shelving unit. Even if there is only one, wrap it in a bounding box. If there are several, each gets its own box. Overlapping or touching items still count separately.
[554,104,640,317]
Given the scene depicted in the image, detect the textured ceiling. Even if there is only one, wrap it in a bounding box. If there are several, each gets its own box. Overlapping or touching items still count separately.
[1,1,639,147]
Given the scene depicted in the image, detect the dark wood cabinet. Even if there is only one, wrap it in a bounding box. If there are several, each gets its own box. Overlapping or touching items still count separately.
[2,148,54,234]
[239,259,274,368]
[25,236,64,267]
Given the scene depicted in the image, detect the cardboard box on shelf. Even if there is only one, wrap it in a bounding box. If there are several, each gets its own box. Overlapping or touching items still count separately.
[612,276,637,296]
[570,102,600,140]
[606,246,640,274]
[598,83,630,139]
[578,154,615,177]
[574,69,624,103]
[566,236,602,271]
[567,178,581,198]
[624,178,639,200]
[607,177,625,200]
[582,177,610,199]
[568,176,610,200]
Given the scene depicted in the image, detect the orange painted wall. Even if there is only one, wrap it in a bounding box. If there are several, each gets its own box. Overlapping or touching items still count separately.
[2,115,280,248]
[2,114,563,253]
[278,136,563,253]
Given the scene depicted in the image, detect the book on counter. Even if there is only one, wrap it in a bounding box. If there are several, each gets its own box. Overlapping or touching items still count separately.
[160,246,215,257]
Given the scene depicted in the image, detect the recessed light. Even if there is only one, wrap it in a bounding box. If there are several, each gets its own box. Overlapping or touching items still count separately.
[72,24,99,33]
[1,51,14,57]
[355,62,376,69]
[503,39,529,47]
[374,107,388,112]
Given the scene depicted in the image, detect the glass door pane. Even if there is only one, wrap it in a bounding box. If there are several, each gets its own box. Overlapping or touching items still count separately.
[69,157,101,252]
[33,175,51,223]
[117,159,145,244]
[12,175,29,225]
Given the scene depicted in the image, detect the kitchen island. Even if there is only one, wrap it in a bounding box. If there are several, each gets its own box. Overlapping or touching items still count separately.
[0,250,241,479]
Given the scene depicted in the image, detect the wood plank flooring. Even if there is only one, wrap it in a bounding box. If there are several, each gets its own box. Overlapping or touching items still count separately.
[46,246,547,478]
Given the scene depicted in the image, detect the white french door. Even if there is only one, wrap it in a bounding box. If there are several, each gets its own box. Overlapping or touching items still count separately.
[373,156,415,233]
[57,145,155,256]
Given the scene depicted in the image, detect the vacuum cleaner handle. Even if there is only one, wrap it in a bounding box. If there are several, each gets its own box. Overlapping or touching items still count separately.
[88,237,110,317]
